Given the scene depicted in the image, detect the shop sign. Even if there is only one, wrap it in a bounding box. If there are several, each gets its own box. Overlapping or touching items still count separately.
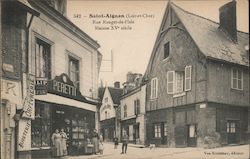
[17,119,31,151]
[1,79,22,105]
[22,74,35,119]
[48,73,80,99]
[35,77,48,95]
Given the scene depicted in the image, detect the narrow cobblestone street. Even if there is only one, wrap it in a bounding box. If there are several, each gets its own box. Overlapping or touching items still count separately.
[59,143,250,159]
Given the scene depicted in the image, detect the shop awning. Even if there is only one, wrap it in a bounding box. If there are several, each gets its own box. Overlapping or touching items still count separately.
[35,93,97,112]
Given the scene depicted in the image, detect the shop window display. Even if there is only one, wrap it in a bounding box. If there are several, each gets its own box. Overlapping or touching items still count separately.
[31,102,52,148]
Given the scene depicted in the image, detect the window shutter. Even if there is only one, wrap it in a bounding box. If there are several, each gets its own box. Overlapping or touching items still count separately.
[155,78,158,98]
[167,71,174,94]
[185,66,192,91]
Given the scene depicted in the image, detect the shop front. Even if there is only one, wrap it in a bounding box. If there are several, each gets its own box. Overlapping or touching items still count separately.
[28,74,99,158]
[100,118,115,142]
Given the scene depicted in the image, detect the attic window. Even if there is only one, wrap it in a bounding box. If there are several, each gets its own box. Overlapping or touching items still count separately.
[164,42,170,59]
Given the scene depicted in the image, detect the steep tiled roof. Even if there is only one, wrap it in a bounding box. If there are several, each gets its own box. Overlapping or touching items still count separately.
[108,87,123,105]
[171,2,249,66]
[98,87,105,101]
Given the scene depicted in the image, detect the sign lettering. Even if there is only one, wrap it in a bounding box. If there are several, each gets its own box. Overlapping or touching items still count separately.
[52,80,76,96]
[22,74,35,119]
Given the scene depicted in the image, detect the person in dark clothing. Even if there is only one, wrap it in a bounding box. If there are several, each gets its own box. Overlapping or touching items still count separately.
[121,132,129,154]
[114,137,118,149]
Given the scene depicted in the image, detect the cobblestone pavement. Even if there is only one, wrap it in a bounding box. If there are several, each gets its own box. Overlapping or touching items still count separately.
[60,143,249,159]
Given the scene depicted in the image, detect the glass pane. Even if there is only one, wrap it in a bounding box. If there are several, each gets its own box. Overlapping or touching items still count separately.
[238,80,242,89]
[189,125,195,137]
[233,79,237,88]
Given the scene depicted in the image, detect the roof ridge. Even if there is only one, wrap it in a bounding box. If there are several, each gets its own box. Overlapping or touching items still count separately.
[170,2,219,25]
[170,2,249,34]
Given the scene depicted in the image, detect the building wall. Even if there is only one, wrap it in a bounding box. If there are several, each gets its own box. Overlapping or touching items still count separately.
[121,85,146,119]
[100,88,116,121]
[28,7,99,99]
[207,60,249,106]
[145,9,207,112]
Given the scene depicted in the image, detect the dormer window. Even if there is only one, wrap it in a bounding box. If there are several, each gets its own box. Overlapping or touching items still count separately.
[164,42,170,59]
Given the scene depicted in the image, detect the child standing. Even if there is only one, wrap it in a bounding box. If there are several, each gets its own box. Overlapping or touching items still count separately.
[99,142,104,155]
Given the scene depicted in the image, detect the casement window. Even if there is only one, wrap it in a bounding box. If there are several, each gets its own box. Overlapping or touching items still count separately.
[69,56,80,89]
[134,99,140,115]
[154,124,161,138]
[185,66,192,91]
[164,42,170,59]
[231,68,243,90]
[175,72,184,93]
[227,121,236,133]
[167,66,192,94]
[35,38,51,79]
[124,105,127,118]
[151,78,158,99]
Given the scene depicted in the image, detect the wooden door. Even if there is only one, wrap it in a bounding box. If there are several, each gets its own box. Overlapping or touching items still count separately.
[227,120,239,144]
[175,125,187,147]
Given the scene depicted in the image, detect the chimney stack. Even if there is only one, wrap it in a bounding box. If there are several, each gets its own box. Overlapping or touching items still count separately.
[219,0,237,42]
[114,81,120,88]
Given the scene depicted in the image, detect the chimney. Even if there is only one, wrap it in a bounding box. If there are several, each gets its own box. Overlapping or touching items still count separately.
[114,81,120,88]
[219,0,237,42]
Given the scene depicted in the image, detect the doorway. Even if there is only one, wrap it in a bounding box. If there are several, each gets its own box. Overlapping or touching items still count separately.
[227,120,239,144]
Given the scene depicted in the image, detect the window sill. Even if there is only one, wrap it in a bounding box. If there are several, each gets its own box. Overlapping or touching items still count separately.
[231,88,243,92]
[173,92,186,98]
[150,98,158,101]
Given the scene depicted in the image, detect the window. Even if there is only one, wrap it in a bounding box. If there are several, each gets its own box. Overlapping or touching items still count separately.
[35,38,51,79]
[163,123,168,136]
[164,42,170,59]
[151,78,158,99]
[124,105,127,118]
[185,66,192,91]
[227,121,236,133]
[175,72,184,93]
[167,66,192,94]
[69,56,80,89]
[231,68,243,90]
[154,124,161,138]
[31,102,51,148]
[134,99,140,115]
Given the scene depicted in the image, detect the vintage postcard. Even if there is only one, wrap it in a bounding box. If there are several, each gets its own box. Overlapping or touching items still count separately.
[0,0,249,159]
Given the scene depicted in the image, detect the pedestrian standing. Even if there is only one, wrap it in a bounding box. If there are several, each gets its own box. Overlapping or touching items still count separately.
[121,132,129,154]
[51,129,63,157]
[60,128,68,156]
[92,129,99,154]
[114,137,118,149]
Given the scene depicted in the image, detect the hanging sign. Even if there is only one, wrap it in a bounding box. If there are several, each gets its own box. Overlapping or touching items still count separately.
[22,74,35,119]
[35,77,48,95]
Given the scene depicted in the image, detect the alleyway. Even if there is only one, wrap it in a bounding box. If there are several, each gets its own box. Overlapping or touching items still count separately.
[58,143,249,159]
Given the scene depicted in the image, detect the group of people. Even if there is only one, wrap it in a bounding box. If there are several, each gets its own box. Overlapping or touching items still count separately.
[51,128,68,158]
[51,128,129,157]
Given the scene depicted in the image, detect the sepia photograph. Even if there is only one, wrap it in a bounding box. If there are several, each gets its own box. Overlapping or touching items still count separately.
[0,0,249,159]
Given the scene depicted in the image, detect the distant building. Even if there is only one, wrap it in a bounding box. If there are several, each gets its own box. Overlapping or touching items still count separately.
[99,82,123,142]
[143,1,249,148]
[120,72,146,145]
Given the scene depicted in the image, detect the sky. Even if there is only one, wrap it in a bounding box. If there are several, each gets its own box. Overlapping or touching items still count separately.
[67,0,249,87]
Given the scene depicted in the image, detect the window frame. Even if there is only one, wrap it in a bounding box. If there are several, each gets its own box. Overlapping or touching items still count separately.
[123,104,127,118]
[35,38,52,79]
[163,42,170,59]
[68,55,80,90]
[154,123,162,138]
[231,68,243,90]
